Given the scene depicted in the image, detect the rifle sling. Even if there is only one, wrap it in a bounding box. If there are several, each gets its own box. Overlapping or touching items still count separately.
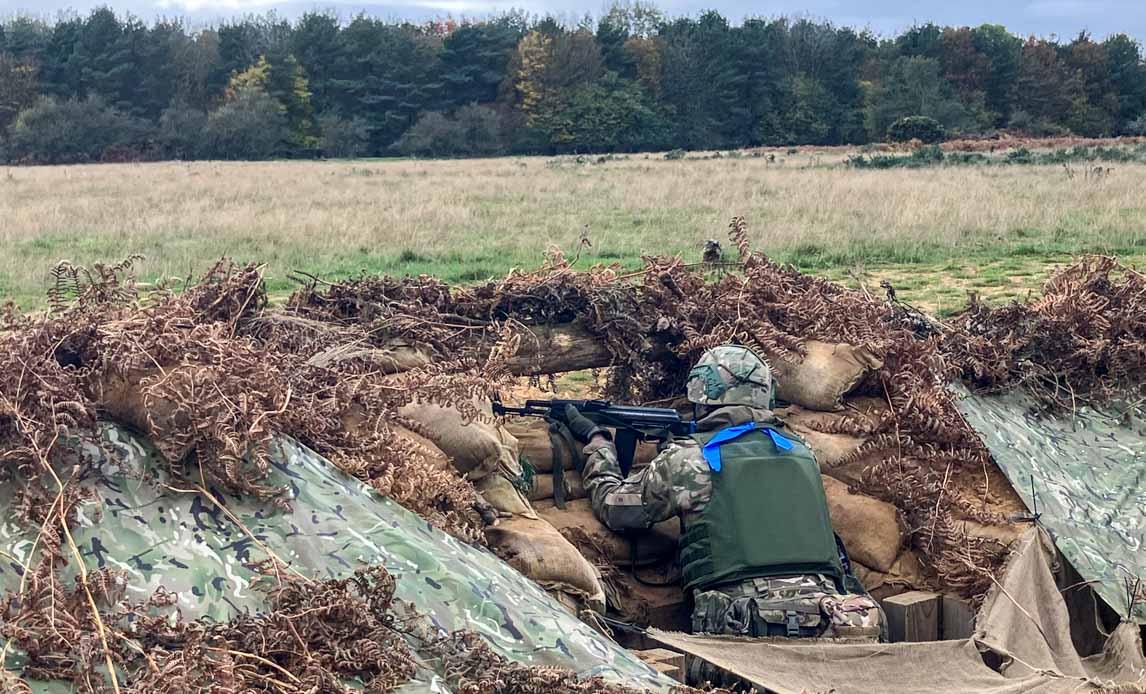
[547,425,566,509]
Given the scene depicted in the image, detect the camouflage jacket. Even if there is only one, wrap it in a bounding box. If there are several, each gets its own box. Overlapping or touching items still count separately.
[581,405,772,533]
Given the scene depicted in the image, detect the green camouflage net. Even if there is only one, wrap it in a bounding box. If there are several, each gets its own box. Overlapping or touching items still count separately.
[957,387,1146,623]
[0,424,678,691]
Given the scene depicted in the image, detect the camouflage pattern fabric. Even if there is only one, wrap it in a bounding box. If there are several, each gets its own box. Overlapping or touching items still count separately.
[692,576,882,639]
[956,387,1146,624]
[686,345,773,409]
[582,434,712,531]
[0,424,676,692]
[688,575,882,686]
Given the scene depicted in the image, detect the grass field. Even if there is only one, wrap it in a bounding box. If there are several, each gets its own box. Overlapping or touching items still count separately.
[3,149,1145,314]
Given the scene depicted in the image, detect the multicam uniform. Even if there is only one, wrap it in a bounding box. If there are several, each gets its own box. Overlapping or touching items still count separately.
[576,346,882,683]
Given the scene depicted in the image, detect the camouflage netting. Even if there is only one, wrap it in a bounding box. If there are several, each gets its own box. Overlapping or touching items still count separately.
[0,260,735,692]
[4,223,1146,690]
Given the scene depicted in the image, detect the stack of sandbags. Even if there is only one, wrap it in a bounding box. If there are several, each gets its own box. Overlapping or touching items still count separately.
[526,470,587,503]
[765,340,882,412]
[399,399,533,516]
[819,470,926,599]
[400,399,608,614]
[502,417,582,502]
[507,416,663,503]
[507,418,658,476]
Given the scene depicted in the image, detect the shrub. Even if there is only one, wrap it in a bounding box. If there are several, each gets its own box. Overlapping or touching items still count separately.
[318,115,372,159]
[396,105,505,158]
[887,116,945,144]
[396,112,463,157]
[664,148,686,160]
[1004,148,1034,164]
[847,144,945,169]
[158,103,208,160]
[453,104,504,157]
[6,96,152,164]
[201,87,288,160]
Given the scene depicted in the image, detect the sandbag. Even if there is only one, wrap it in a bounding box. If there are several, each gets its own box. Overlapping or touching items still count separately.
[391,425,451,472]
[399,399,521,479]
[855,550,927,601]
[788,423,866,469]
[474,473,536,517]
[97,368,168,428]
[370,339,432,373]
[527,471,587,502]
[768,341,882,412]
[535,498,680,567]
[822,475,903,573]
[785,405,905,483]
[305,338,432,374]
[486,516,606,612]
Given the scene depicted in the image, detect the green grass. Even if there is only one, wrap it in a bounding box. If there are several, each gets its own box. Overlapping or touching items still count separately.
[4,152,1145,312]
[11,227,1146,315]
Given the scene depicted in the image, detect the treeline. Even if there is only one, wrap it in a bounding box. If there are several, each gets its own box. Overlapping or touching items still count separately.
[1,4,1145,163]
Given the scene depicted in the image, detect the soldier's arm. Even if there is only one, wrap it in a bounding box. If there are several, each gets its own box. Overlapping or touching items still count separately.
[581,435,690,532]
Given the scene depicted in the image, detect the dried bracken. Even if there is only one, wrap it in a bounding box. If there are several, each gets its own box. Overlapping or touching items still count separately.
[945,255,1146,406]
[3,555,721,694]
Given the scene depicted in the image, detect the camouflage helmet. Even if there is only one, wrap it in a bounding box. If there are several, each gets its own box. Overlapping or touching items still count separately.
[686,345,773,408]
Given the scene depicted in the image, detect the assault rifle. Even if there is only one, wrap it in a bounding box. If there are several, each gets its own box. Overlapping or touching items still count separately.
[492,398,694,480]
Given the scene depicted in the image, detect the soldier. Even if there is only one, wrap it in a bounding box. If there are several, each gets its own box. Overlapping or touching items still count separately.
[559,345,883,684]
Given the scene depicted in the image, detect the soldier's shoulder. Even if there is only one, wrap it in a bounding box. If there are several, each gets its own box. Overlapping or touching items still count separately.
[659,437,701,457]
[669,436,700,449]
[653,439,707,471]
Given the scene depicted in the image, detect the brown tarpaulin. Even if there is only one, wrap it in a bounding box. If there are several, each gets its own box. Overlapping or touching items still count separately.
[650,529,1146,693]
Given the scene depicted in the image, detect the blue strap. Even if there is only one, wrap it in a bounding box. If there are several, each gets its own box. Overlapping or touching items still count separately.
[766,428,795,453]
[701,423,794,472]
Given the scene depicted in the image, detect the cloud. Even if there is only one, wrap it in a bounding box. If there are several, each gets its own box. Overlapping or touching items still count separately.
[155,0,494,10]
[156,0,275,10]
[1026,0,1134,18]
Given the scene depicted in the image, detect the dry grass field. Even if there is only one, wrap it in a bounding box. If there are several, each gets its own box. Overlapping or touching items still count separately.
[3,150,1145,313]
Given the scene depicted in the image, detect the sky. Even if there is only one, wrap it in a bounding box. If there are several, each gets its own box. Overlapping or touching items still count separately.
[1,0,1143,41]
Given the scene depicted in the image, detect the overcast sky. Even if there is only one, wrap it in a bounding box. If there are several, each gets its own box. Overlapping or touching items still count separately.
[1,0,1143,41]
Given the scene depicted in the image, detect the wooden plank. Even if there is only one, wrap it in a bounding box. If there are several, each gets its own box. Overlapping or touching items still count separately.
[881,590,940,643]
[650,661,683,682]
[634,648,685,683]
[941,594,977,640]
